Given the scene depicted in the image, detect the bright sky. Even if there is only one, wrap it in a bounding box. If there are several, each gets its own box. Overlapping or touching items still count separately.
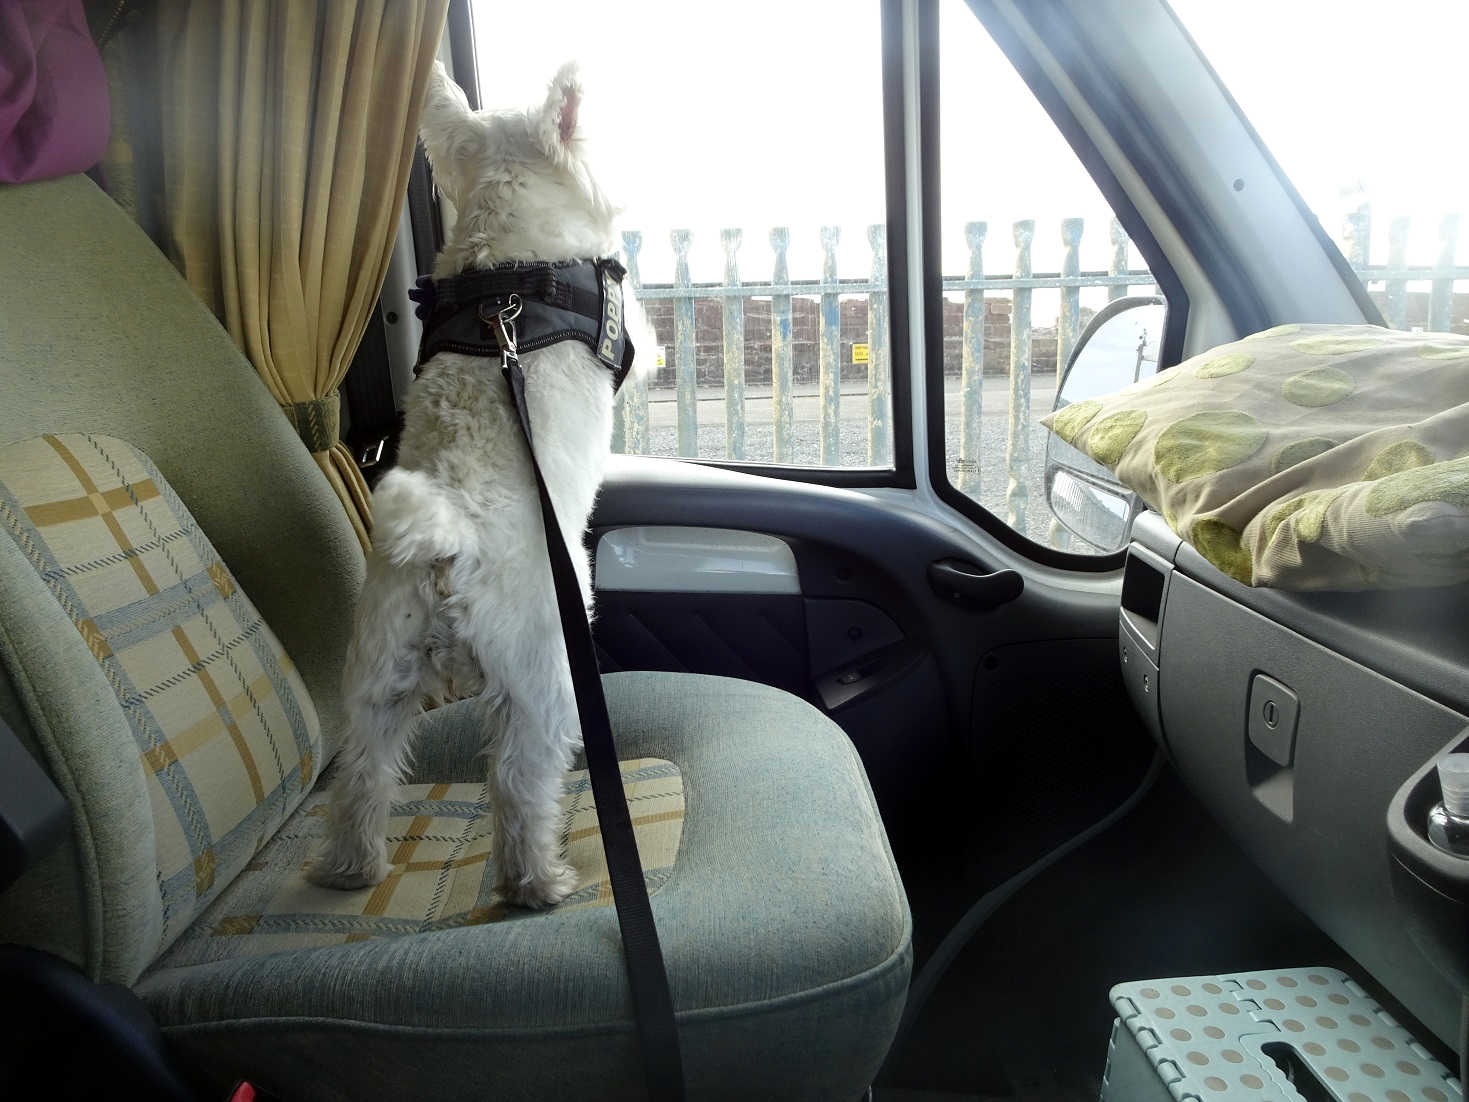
[474,0,1468,293]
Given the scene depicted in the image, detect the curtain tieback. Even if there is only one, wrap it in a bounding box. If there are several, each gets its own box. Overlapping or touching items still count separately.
[281,392,342,453]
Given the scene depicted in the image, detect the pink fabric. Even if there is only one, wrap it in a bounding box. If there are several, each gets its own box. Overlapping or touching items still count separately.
[0,0,109,184]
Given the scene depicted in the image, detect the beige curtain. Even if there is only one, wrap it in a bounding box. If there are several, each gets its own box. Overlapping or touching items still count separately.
[155,0,449,550]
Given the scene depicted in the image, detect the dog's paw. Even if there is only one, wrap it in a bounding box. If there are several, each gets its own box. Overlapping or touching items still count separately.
[498,862,578,909]
[305,840,391,891]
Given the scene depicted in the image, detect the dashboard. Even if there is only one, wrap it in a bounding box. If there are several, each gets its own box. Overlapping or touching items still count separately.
[1119,510,1469,1047]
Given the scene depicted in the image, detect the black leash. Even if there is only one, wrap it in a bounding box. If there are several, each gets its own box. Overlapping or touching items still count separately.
[492,300,685,1100]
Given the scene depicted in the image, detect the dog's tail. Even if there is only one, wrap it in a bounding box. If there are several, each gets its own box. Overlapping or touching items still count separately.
[368,468,478,567]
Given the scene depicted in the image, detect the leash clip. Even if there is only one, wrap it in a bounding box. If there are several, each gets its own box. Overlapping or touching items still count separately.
[492,294,522,360]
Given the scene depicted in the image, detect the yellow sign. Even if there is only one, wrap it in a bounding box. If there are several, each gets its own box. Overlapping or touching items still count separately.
[655,346,666,368]
[852,343,870,364]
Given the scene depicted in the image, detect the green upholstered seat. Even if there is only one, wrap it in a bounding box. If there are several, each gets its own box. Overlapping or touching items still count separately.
[140,675,909,1100]
[0,176,910,1100]
[0,175,362,983]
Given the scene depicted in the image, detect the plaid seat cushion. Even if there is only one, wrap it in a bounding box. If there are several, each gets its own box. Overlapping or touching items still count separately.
[155,757,685,966]
[0,433,320,960]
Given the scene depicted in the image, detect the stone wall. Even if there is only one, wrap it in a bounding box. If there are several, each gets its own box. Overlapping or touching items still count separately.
[640,284,1469,390]
[640,294,1099,388]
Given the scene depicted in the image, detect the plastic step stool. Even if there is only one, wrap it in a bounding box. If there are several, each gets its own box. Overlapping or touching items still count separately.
[1100,967,1462,1101]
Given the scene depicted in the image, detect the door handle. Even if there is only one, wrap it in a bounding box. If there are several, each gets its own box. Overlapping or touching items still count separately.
[928,559,1023,610]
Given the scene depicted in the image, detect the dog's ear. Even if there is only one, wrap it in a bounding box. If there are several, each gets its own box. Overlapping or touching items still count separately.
[534,62,583,165]
[420,61,483,182]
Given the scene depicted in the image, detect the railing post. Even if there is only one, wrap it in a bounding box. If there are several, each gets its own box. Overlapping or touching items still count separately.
[721,228,746,460]
[1109,218,1128,302]
[1344,202,1372,274]
[819,226,842,465]
[867,224,890,467]
[959,221,986,496]
[671,229,697,457]
[1386,216,1410,329]
[1006,220,1034,535]
[1059,218,1084,377]
[1052,217,1084,552]
[619,230,649,455]
[770,227,794,464]
[1430,213,1459,333]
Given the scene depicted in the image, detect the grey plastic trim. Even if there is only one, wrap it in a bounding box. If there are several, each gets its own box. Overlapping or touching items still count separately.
[1129,510,1182,564]
[1118,619,1164,748]
[1119,541,1173,666]
[1174,542,1469,719]
[593,454,1123,732]
[597,457,1118,622]
[380,198,423,407]
[1054,0,1371,328]
[594,527,800,595]
[982,0,1234,354]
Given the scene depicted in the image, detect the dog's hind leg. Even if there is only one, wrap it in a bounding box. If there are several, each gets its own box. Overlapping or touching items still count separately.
[466,585,582,908]
[490,681,580,908]
[309,556,431,889]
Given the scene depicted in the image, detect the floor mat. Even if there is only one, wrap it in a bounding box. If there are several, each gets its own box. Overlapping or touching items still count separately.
[882,769,1394,1098]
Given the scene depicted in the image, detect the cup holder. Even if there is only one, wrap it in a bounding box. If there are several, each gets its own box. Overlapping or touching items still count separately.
[1388,727,1469,992]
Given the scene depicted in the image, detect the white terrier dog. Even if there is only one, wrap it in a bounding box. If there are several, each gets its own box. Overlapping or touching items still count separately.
[309,61,638,907]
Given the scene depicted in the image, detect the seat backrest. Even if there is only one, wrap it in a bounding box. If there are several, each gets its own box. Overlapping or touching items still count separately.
[0,176,364,983]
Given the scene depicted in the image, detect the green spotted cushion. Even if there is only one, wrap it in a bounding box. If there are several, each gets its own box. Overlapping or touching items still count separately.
[153,758,685,967]
[1041,324,1469,590]
[0,433,321,970]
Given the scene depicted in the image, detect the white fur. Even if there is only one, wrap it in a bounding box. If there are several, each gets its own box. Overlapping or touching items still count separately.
[309,61,646,907]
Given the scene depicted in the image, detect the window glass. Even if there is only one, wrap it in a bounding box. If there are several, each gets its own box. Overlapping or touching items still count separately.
[938,0,1161,553]
[1174,0,1469,334]
[470,1,893,468]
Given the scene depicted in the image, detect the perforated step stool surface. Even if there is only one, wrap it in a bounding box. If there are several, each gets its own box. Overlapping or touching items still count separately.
[1104,968,1462,1101]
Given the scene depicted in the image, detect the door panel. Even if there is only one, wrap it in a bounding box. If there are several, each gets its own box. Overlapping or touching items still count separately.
[589,455,1143,842]
[594,592,811,701]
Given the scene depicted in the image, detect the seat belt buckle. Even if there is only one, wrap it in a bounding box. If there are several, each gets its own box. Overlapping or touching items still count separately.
[358,437,387,469]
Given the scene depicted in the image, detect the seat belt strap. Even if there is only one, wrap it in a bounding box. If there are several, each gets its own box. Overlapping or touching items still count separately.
[341,143,439,474]
[0,709,71,892]
[497,329,685,1101]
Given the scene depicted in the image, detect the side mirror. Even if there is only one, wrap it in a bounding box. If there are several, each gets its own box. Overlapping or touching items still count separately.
[1045,296,1166,552]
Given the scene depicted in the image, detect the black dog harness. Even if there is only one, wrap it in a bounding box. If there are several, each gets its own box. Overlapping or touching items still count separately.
[409,257,635,390]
